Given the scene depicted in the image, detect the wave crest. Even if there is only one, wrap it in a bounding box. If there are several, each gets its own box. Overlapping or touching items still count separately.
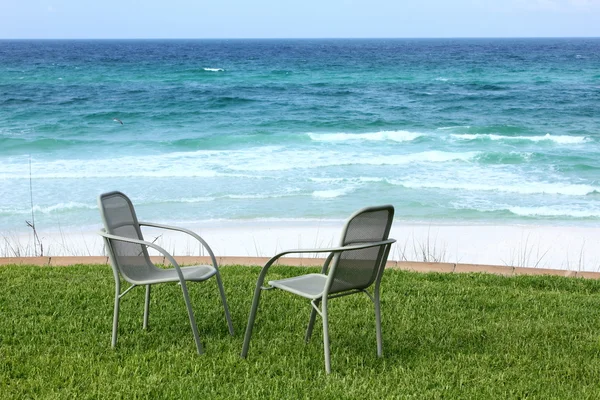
[308,130,423,143]
[508,206,600,218]
[396,180,598,196]
[312,187,354,199]
[450,133,588,144]
[0,202,96,216]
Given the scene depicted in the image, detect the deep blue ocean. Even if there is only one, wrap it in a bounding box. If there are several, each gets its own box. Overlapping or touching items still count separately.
[1,38,599,233]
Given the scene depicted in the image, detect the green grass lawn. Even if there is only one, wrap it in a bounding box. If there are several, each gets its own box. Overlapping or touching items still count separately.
[2,264,600,399]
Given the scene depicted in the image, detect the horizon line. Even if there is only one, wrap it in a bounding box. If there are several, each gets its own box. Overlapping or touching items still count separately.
[1,36,600,41]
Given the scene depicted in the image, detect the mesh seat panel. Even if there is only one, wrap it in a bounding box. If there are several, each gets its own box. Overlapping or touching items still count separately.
[269,274,328,299]
[139,265,217,285]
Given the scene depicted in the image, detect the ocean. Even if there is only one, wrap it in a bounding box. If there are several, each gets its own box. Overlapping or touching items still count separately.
[1,38,599,236]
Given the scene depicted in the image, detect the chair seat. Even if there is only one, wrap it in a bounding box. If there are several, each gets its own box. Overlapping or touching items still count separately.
[134,264,217,285]
[269,273,327,299]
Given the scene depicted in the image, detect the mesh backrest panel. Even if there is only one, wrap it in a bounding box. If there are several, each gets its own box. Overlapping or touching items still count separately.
[329,207,393,293]
[99,192,153,280]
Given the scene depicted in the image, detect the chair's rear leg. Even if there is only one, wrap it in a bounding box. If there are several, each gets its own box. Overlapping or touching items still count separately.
[143,284,151,330]
[215,272,235,335]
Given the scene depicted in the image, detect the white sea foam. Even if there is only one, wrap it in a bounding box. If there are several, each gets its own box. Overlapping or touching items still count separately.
[226,194,268,200]
[309,177,347,183]
[437,126,471,131]
[307,130,423,143]
[303,151,476,169]
[309,176,385,184]
[2,151,225,179]
[2,169,220,179]
[434,77,449,81]
[37,202,97,213]
[2,145,478,180]
[1,202,97,216]
[450,133,588,144]
[402,150,477,163]
[344,150,478,166]
[358,177,386,182]
[203,67,224,72]
[508,206,600,218]
[176,197,215,203]
[397,180,598,196]
[312,187,353,199]
[227,149,478,171]
[1,146,481,187]
[225,193,295,200]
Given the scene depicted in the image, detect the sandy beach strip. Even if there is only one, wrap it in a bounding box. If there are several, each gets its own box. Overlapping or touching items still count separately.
[2,220,599,272]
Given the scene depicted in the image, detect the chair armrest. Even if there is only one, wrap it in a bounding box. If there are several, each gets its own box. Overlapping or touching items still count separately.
[138,222,219,268]
[98,230,186,282]
[255,239,397,288]
[273,239,397,258]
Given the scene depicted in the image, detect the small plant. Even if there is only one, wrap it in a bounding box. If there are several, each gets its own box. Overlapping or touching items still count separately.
[412,228,447,263]
[26,156,43,257]
[1,234,32,257]
[501,233,550,269]
[394,238,410,262]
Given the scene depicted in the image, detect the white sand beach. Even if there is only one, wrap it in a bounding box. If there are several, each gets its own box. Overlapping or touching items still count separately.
[4,221,599,272]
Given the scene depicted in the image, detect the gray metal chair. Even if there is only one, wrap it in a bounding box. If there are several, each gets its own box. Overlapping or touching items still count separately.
[97,191,234,354]
[241,205,395,373]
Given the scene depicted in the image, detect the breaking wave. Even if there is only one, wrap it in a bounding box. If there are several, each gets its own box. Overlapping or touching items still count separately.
[307,130,424,143]
[450,133,588,144]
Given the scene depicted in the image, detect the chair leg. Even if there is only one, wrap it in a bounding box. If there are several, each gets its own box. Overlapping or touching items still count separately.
[305,300,319,343]
[112,285,120,348]
[241,277,266,358]
[179,281,203,354]
[322,298,331,374]
[215,272,235,336]
[143,285,151,330]
[374,288,383,357]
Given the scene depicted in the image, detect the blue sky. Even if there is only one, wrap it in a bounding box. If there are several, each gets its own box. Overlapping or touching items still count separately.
[1,0,599,39]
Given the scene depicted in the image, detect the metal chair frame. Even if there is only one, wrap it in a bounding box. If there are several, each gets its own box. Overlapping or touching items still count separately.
[241,205,395,373]
[98,191,234,354]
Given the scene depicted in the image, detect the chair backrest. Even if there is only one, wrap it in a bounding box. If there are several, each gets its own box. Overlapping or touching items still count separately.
[327,205,394,294]
[98,191,155,281]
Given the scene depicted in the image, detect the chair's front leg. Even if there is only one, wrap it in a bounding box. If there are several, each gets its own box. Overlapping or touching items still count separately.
[143,285,151,330]
[179,281,203,354]
[374,287,383,357]
[241,275,266,358]
[322,297,331,374]
[305,299,320,343]
[112,282,120,348]
[241,254,285,358]
[215,272,235,336]
[374,244,389,357]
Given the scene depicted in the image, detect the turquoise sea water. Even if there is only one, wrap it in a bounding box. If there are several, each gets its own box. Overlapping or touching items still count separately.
[1,38,599,232]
